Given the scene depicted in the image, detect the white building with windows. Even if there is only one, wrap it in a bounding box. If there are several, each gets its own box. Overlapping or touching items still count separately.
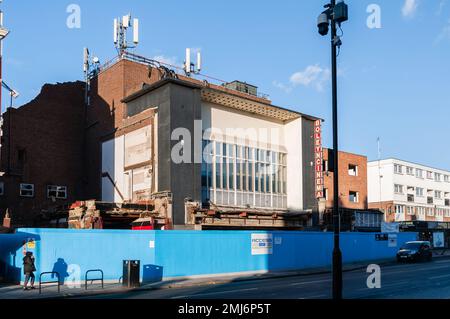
[368,158,450,222]
[102,69,323,229]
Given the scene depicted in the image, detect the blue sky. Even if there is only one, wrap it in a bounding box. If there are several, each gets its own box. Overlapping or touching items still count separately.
[2,0,450,169]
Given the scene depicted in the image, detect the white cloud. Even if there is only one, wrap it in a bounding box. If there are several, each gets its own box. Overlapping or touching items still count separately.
[402,0,419,18]
[272,64,333,93]
[152,48,202,69]
[152,55,181,67]
[289,64,331,92]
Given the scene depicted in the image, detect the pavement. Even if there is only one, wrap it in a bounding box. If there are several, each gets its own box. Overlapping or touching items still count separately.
[1,249,450,299]
[86,252,450,299]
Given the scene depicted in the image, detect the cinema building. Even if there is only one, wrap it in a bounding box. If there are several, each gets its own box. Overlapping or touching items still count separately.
[0,53,324,230]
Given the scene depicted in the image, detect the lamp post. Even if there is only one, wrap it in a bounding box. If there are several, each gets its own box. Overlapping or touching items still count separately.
[0,2,9,117]
[317,0,348,300]
[0,1,9,174]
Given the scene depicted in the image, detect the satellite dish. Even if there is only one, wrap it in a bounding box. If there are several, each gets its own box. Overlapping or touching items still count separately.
[92,56,100,64]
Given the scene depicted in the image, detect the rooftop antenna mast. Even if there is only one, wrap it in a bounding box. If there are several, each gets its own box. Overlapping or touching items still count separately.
[83,48,100,106]
[184,48,202,77]
[114,14,139,57]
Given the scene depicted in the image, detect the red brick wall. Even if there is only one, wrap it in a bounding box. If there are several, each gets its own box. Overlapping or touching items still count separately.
[83,59,161,199]
[0,82,86,226]
[323,148,368,210]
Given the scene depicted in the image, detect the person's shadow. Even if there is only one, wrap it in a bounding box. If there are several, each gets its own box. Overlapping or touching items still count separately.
[51,258,69,284]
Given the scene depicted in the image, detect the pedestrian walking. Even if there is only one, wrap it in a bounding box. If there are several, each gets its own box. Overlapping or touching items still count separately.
[23,251,36,290]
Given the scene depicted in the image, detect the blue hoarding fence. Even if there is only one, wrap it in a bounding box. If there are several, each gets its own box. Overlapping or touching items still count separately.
[0,229,417,284]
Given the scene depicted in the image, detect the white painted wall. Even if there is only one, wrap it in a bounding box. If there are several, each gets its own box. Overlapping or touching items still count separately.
[101,126,152,203]
[368,159,450,204]
[202,102,305,211]
[368,160,394,203]
[284,118,303,210]
[202,102,286,151]
[368,159,450,221]
[124,126,152,167]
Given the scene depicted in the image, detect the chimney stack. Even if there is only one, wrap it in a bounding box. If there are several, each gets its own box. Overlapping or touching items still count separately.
[3,209,11,228]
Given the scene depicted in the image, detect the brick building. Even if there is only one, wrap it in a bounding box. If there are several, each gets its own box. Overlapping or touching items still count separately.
[320,149,382,231]
[322,148,368,210]
[0,82,85,226]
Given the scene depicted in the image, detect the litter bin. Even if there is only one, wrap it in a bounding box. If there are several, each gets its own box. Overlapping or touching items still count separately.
[123,260,140,288]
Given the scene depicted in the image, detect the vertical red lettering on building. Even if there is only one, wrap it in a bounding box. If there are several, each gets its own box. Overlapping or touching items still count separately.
[314,120,324,198]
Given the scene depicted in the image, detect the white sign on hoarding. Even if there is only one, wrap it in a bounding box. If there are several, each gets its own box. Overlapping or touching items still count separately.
[251,233,273,255]
[433,232,445,248]
[381,222,399,233]
[388,234,397,247]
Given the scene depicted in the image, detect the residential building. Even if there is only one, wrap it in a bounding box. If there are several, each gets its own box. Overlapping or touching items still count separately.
[368,158,450,223]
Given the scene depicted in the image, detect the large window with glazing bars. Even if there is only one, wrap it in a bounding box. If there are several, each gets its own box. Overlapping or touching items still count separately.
[201,140,287,209]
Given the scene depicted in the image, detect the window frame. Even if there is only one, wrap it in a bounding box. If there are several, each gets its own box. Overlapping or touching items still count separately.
[406,166,414,176]
[348,164,358,176]
[416,168,423,179]
[394,184,404,194]
[47,185,68,200]
[19,183,34,198]
[394,164,403,174]
[349,191,359,203]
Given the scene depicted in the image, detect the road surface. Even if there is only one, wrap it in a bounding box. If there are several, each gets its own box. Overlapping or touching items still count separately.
[79,257,450,299]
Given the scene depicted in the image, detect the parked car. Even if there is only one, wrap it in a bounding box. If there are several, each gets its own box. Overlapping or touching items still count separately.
[396,241,432,262]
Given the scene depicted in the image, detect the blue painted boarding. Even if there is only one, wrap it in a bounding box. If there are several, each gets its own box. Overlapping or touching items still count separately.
[0,228,417,283]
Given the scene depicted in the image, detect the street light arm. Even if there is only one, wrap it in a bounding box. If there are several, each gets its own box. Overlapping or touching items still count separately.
[1,81,18,97]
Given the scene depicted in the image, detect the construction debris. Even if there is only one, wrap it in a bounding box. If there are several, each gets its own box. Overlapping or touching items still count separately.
[185,200,310,230]
[66,191,173,230]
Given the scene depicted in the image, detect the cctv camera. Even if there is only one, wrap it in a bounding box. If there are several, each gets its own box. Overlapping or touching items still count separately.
[317,12,329,36]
